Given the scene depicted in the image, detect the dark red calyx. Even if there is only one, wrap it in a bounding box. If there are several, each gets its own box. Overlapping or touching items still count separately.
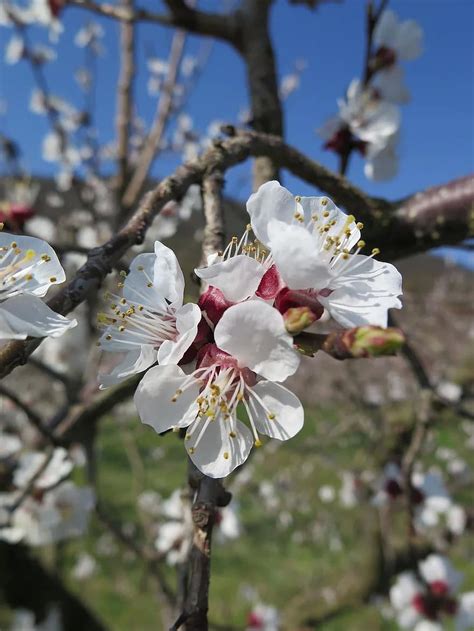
[274,287,324,321]
[256,264,285,300]
[198,286,233,326]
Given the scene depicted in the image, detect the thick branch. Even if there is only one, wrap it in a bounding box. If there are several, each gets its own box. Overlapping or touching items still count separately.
[234,0,283,187]
[163,0,238,42]
[200,170,226,265]
[172,463,231,631]
[0,131,471,378]
[0,542,108,631]
[65,0,237,42]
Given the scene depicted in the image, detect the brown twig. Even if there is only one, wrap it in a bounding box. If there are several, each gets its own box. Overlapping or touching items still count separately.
[115,0,136,207]
[122,28,187,210]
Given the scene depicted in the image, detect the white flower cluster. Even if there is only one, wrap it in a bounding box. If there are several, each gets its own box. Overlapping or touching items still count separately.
[319,9,423,180]
[0,445,94,546]
[98,181,402,478]
[390,555,474,630]
[373,463,467,536]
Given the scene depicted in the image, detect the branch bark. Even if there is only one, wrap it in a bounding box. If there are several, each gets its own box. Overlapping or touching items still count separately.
[115,0,136,207]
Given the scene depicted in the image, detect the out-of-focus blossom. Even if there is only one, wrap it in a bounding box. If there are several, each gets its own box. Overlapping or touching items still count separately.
[390,555,474,630]
[246,602,280,631]
[372,9,423,103]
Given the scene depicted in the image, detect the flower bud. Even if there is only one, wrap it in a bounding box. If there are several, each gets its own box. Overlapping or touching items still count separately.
[284,306,317,335]
[323,326,405,359]
[349,326,405,357]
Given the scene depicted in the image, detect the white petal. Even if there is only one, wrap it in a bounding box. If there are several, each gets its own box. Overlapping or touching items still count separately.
[267,220,332,290]
[246,180,296,246]
[373,66,411,104]
[99,345,157,389]
[158,302,201,365]
[250,381,304,440]
[322,255,403,327]
[195,255,266,302]
[134,364,200,433]
[390,572,422,610]
[414,621,442,631]
[457,592,474,631]
[153,241,185,307]
[394,20,423,61]
[365,138,399,181]
[418,554,462,591]
[353,99,401,141]
[0,295,77,339]
[123,253,168,311]
[0,232,65,298]
[214,301,300,381]
[373,9,399,49]
[188,418,253,479]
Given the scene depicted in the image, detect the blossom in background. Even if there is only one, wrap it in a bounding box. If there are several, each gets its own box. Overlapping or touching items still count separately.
[9,606,62,631]
[0,432,22,460]
[4,35,25,65]
[246,603,280,631]
[71,553,98,581]
[390,555,474,630]
[372,9,423,104]
[98,241,201,387]
[135,300,303,477]
[373,463,466,536]
[0,481,94,546]
[74,22,104,55]
[318,79,401,181]
[0,231,77,340]
[13,447,73,490]
[0,181,39,232]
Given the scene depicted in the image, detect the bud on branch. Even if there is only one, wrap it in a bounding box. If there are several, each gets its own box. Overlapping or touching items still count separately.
[294,326,405,359]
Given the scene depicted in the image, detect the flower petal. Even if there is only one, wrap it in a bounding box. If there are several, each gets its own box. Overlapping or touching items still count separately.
[195,254,266,302]
[153,241,185,307]
[373,66,410,104]
[250,381,304,440]
[158,302,201,365]
[322,255,402,327]
[99,345,157,389]
[134,364,200,433]
[214,301,300,381]
[373,9,399,49]
[0,295,77,339]
[394,19,423,61]
[123,253,168,311]
[267,220,332,290]
[246,180,296,245]
[188,418,253,478]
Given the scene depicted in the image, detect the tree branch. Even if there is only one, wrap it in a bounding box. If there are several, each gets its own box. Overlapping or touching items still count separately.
[65,0,238,42]
[0,130,471,379]
[115,0,136,204]
[122,27,187,210]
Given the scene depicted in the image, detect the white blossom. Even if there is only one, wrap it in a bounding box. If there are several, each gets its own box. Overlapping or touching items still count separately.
[0,232,77,340]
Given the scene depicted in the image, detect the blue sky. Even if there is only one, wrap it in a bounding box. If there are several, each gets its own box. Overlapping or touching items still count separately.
[0,0,473,263]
